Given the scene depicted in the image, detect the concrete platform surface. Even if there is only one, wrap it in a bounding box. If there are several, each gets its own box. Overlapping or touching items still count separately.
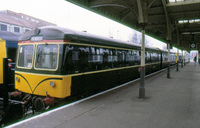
[6,63,200,128]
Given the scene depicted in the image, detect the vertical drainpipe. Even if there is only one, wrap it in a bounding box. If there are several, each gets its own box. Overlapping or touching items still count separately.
[167,41,170,78]
[139,28,145,98]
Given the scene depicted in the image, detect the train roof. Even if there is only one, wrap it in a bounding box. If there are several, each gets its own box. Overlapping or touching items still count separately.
[19,26,163,52]
[0,31,22,41]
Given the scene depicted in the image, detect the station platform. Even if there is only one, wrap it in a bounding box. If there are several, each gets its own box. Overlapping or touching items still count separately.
[6,62,200,128]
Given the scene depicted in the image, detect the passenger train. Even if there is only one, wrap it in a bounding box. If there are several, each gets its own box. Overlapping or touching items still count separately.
[0,31,21,96]
[14,26,179,111]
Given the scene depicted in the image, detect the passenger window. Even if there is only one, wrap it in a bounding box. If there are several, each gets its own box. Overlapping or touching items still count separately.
[112,50,118,62]
[108,50,112,62]
[72,51,79,61]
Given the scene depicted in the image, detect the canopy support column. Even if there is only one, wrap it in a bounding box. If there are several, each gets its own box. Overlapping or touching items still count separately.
[181,50,183,68]
[175,22,179,71]
[167,41,171,78]
[139,28,145,98]
[137,0,147,98]
[176,49,179,71]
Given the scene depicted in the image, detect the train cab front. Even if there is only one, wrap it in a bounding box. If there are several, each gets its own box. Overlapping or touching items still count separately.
[14,39,71,111]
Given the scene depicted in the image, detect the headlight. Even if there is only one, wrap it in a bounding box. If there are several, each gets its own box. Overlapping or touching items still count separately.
[50,81,55,87]
[16,77,20,82]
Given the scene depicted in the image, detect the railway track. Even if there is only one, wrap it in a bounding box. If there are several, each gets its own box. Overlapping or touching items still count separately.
[0,98,25,127]
[0,100,3,116]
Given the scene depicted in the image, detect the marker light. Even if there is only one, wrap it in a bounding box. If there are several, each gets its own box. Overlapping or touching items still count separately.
[50,81,55,87]
[16,77,20,82]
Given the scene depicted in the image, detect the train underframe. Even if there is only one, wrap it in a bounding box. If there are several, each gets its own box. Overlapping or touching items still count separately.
[10,62,170,112]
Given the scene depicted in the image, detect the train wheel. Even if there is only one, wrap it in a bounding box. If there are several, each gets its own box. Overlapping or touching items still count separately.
[33,97,45,112]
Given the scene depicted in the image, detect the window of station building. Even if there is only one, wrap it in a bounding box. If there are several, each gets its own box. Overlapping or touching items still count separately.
[178,20,184,24]
[0,24,7,31]
[14,27,20,33]
[178,20,188,24]
[168,0,184,2]
[189,19,195,23]
[184,20,188,23]
[25,29,30,32]
[195,19,200,22]
[179,19,200,24]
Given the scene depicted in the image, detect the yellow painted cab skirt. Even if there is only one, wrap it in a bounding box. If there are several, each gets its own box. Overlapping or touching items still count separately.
[15,71,71,98]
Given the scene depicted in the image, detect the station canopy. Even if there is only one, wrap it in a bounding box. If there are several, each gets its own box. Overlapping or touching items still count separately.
[66,0,200,52]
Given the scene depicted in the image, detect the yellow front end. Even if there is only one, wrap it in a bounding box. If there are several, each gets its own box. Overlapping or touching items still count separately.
[15,71,71,98]
[0,39,7,84]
